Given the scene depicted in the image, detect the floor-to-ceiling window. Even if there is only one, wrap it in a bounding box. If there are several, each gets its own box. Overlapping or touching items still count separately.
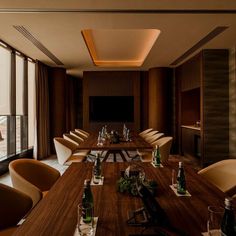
[0,42,35,161]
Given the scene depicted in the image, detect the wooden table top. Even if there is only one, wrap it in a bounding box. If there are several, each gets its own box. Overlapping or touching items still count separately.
[13,162,226,236]
[76,133,153,150]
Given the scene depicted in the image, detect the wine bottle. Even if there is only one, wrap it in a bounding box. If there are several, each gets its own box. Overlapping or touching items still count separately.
[153,145,161,167]
[94,153,102,179]
[221,197,235,236]
[82,179,94,223]
[177,162,186,194]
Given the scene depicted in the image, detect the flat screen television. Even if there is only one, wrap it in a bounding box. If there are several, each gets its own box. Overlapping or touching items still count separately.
[89,96,134,122]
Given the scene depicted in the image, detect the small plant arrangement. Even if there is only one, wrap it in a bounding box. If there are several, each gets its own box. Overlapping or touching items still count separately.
[117,165,158,196]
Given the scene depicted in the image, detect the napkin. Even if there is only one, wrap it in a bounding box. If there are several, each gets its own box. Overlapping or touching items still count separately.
[169,185,191,197]
[151,162,164,168]
[74,217,98,236]
[91,176,104,186]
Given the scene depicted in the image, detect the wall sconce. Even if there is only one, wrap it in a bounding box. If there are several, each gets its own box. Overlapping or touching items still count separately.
[0,130,4,142]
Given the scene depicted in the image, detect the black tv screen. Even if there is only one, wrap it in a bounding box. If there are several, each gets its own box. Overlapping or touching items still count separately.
[89,96,134,122]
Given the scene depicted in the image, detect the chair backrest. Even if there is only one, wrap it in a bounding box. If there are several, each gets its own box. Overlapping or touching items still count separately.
[75,129,89,138]
[139,128,154,138]
[70,131,85,141]
[54,137,77,165]
[152,137,173,162]
[9,159,60,207]
[198,159,236,194]
[0,183,32,230]
[63,133,81,146]
[146,133,164,144]
[143,130,159,140]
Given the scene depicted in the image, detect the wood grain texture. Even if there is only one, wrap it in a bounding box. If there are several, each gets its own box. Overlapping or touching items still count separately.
[202,49,229,164]
[14,162,226,236]
[75,133,153,151]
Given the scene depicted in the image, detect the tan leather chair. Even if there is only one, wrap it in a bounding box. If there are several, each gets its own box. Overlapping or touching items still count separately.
[139,128,154,138]
[0,183,32,233]
[140,137,173,163]
[70,131,85,142]
[9,159,60,207]
[75,129,90,138]
[198,159,236,197]
[63,133,83,146]
[143,130,159,141]
[146,132,164,144]
[54,137,88,165]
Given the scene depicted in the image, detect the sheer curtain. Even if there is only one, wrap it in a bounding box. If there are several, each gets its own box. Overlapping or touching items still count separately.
[34,61,50,160]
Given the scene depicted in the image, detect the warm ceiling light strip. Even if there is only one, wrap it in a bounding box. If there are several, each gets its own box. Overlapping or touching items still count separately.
[13,25,64,65]
[170,26,228,66]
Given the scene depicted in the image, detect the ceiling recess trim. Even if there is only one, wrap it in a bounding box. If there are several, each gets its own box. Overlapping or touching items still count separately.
[1,8,236,14]
[170,26,228,66]
[13,25,64,65]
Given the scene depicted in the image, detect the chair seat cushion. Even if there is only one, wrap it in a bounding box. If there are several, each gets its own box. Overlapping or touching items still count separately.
[140,153,152,162]
[65,155,86,165]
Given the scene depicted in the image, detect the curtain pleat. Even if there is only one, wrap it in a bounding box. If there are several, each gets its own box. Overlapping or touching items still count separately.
[34,61,50,160]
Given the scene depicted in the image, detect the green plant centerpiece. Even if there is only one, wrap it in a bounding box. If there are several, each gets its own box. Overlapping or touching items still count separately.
[117,164,158,196]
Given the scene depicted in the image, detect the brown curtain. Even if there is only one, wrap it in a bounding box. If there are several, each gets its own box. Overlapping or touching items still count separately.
[34,61,50,160]
[65,75,79,131]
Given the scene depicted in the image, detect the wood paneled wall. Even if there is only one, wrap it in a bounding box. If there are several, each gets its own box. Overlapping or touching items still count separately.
[148,67,173,135]
[202,49,229,164]
[83,71,141,132]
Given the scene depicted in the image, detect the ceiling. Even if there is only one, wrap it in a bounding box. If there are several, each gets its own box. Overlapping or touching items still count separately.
[0,0,235,77]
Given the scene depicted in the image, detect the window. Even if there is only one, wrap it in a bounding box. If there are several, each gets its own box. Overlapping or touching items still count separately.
[0,46,11,160]
[0,43,35,161]
[28,60,36,148]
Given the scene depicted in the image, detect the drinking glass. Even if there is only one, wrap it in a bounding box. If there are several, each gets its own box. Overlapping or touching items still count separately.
[92,166,101,184]
[77,203,94,236]
[207,206,224,236]
[171,169,177,188]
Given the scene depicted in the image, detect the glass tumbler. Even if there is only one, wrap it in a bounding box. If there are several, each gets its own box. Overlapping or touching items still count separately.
[207,206,224,236]
[77,203,94,236]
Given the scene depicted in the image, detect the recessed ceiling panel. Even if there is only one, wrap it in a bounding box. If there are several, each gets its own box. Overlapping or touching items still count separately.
[82,29,160,67]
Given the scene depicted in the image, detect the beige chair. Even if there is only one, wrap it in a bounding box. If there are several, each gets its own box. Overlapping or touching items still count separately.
[54,137,88,165]
[146,132,164,144]
[139,128,154,138]
[140,137,173,163]
[0,183,32,233]
[9,159,60,207]
[70,131,85,141]
[143,130,159,141]
[63,133,83,146]
[75,129,90,138]
[198,159,236,197]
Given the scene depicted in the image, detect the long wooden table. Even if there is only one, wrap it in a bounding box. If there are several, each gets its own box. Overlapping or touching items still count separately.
[77,133,153,162]
[13,162,226,236]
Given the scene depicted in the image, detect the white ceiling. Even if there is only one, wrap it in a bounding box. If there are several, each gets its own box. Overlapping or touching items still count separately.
[0,0,235,77]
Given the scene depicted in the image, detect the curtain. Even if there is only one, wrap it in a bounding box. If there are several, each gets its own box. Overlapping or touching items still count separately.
[34,61,50,160]
[65,75,79,131]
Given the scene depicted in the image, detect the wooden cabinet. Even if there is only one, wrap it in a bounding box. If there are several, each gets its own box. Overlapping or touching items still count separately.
[180,54,201,92]
[181,126,201,158]
[177,49,229,166]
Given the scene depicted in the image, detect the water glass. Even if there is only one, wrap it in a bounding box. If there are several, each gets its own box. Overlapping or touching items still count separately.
[77,203,94,236]
[207,206,224,236]
[92,166,101,184]
[171,169,177,188]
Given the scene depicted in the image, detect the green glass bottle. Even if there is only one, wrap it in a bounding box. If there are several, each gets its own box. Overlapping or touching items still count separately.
[82,179,94,223]
[153,145,161,167]
[177,162,186,194]
[94,153,101,179]
[221,197,235,236]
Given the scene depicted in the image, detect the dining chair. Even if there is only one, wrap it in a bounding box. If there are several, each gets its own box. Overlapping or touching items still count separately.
[198,159,236,197]
[140,137,173,163]
[75,129,90,138]
[143,130,159,141]
[0,183,32,233]
[63,133,83,146]
[146,132,164,144]
[70,131,85,141]
[9,159,60,207]
[54,137,88,165]
[139,128,154,138]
